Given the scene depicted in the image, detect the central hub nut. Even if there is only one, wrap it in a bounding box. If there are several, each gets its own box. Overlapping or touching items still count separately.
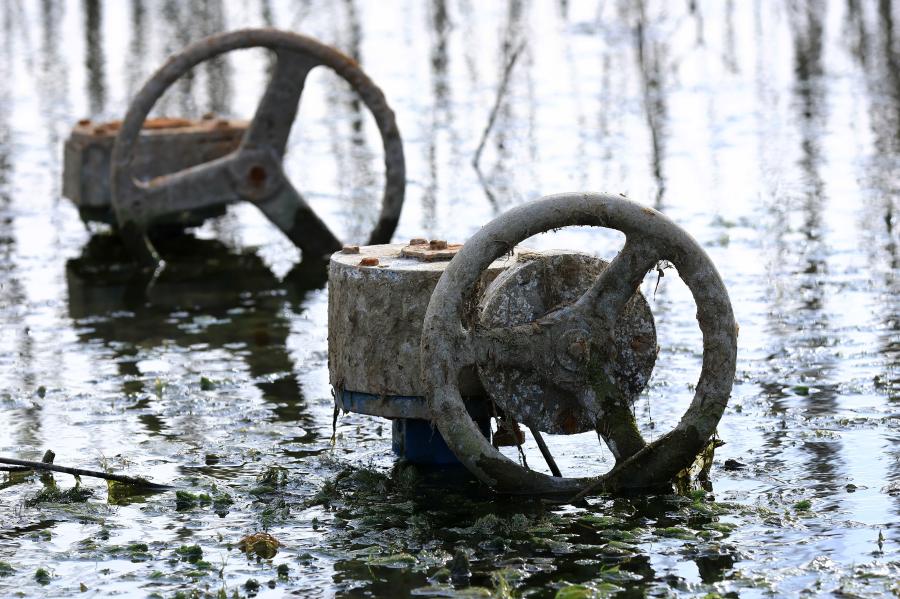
[556,328,593,372]
[566,337,589,362]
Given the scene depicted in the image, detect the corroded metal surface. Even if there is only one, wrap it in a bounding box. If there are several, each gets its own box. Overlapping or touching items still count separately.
[110,28,405,265]
[420,193,738,496]
[328,243,525,401]
[399,239,463,261]
[477,251,657,435]
[63,117,245,227]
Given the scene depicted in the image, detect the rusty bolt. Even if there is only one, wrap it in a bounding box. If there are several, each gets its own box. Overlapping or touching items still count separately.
[77,118,92,126]
[342,245,360,254]
[409,238,427,245]
[359,257,379,267]
[201,112,216,120]
[248,165,267,186]
[566,338,589,362]
[429,239,448,250]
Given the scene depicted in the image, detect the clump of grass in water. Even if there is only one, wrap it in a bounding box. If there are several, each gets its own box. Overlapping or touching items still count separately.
[0,562,14,577]
[555,581,624,598]
[25,485,93,506]
[175,487,233,514]
[309,461,419,507]
[34,567,51,585]
[174,545,203,564]
[251,465,289,494]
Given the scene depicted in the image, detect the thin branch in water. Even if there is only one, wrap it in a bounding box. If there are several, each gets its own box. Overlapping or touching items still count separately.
[0,449,54,473]
[0,456,173,490]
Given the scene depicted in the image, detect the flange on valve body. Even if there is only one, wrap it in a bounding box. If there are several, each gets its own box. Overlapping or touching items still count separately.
[327,239,658,466]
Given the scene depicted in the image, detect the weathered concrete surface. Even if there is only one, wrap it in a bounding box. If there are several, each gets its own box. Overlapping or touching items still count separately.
[477,251,657,435]
[328,243,525,399]
[63,117,245,227]
[110,28,405,265]
[421,193,738,496]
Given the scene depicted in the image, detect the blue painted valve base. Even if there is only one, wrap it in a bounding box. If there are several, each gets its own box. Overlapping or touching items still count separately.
[338,390,491,466]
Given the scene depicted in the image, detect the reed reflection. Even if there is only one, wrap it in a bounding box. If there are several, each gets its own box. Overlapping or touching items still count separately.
[125,0,147,98]
[422,0,451,231]
[631,0,668,207]
[474,0,526,211]
[39,0,69,156]
[847,0,900,519]
[83,0,106,115]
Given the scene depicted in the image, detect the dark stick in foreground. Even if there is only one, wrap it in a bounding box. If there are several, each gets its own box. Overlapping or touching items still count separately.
[529,426,563,477]
[0,456,173,490]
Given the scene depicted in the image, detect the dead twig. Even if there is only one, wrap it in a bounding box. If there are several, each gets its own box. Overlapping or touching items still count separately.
[0,456,173,490]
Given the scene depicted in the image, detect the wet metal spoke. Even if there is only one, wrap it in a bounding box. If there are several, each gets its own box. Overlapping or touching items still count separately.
[254,178,342,259]
[577,387,646,464]
[574,239,659,324]
[243,50,317,155]
[137,154,241,225]
[470,322,546,371]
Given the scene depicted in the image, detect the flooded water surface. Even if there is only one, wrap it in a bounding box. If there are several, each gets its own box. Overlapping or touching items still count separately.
[0,0,898,597]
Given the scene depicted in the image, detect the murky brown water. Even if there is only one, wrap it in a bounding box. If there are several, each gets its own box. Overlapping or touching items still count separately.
[0,1,898,597]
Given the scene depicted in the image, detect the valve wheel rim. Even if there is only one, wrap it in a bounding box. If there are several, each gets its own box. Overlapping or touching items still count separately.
[420,192,738,497]
[110,28,405,265]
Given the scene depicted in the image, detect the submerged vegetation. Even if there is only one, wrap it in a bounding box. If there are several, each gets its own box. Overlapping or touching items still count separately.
[24,484,93,507]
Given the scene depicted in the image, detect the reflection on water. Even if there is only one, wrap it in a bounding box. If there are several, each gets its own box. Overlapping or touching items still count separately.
[632,0,668,206]
[0,0,899,596]
[84,0,106,115]
[66,234,327,434]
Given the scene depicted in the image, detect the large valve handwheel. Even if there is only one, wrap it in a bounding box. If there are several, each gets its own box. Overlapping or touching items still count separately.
[420,193,738,496]
[111,28,405,265]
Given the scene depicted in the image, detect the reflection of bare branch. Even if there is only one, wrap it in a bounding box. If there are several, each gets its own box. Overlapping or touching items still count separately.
[472,40,526,168]
[474,162,498,210]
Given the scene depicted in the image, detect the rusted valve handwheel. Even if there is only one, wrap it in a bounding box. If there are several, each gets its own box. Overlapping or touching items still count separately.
[111,28,405,265]
[420,193,738,496]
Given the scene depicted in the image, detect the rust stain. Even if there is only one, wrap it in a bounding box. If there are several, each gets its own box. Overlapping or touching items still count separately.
[557,411,581,435]
[248,164,267,186]
[400,241,463,262]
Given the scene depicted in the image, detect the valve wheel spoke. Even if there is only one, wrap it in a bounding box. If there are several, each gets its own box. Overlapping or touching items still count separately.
[469,322,546,372]
[131,153,243,226]
[243,50,317,156]
[574,238,660,324]
[254,173,342,258]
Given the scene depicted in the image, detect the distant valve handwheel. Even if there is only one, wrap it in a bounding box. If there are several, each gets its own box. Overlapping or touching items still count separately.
[420,193,738,496]
[111,28,405,265]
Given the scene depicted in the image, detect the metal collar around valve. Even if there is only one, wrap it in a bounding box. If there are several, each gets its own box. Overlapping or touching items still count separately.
[420,193,738,497]
[110,28,405,266]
